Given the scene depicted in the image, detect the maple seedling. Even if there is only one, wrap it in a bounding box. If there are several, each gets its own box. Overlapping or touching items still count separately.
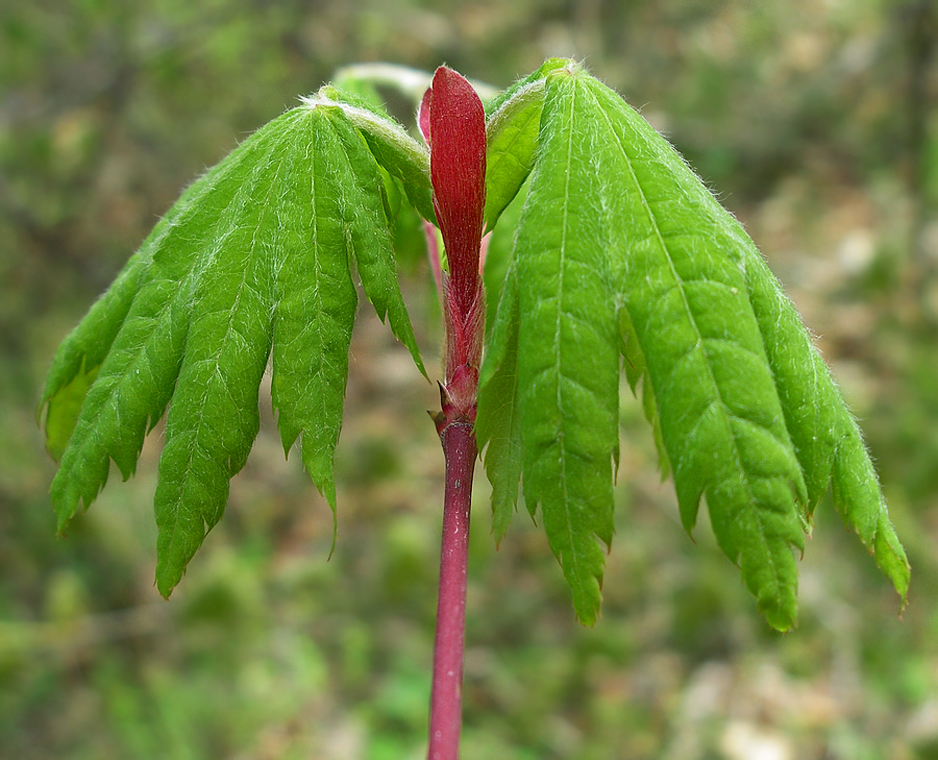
[41,60,909,759]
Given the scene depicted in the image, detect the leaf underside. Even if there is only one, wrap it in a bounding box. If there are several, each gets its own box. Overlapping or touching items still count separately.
[41,104,425,596]
[478,64,908,630]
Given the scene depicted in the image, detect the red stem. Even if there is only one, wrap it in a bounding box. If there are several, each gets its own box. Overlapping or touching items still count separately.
[428,421,477,760]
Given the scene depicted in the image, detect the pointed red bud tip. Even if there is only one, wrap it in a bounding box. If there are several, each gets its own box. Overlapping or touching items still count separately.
[422,66,487,315]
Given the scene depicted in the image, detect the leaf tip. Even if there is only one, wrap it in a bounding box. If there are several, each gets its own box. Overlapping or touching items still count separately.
[759,598,798,634]
[577,611,600,629]
[155,568,180,600]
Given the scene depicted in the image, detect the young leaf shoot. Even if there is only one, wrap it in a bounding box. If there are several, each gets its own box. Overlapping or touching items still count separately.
[42,58,908,760]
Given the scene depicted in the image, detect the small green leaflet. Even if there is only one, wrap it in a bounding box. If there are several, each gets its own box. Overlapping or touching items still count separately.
[478,63,909,630]
[41,102,426,596]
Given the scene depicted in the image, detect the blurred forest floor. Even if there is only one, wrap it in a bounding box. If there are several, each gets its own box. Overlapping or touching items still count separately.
[2,1,938,758]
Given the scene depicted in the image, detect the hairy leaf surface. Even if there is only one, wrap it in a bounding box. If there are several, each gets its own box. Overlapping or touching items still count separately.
[482,68,622,625]
[478,63,907,629]
[42,103,424,595]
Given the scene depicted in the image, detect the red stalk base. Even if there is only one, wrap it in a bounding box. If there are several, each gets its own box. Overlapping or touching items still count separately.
[428,420,477,760]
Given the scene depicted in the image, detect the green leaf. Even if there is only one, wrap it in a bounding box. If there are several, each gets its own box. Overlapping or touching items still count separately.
[481,67,622,626]
[269,104,422,516]
[577,71,809,629]
[483,79,545,230]
[330,119,426,378]
[478,179,531,541]
[482,176,528,330]
[741,249,908,600]
[481,59,580,231]
[479,62,907,629]
[743,243,908,598]
[43,102,426,596]
[153,110,314,595]
[831,425,909,600]
[586,72,907,622]
[477,256,523,541]
[45,113,282,530]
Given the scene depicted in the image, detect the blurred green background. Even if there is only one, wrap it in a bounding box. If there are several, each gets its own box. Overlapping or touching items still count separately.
[2,0,937,758]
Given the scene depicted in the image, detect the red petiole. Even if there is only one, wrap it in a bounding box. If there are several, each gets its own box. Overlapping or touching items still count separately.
[420,66,487,760]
